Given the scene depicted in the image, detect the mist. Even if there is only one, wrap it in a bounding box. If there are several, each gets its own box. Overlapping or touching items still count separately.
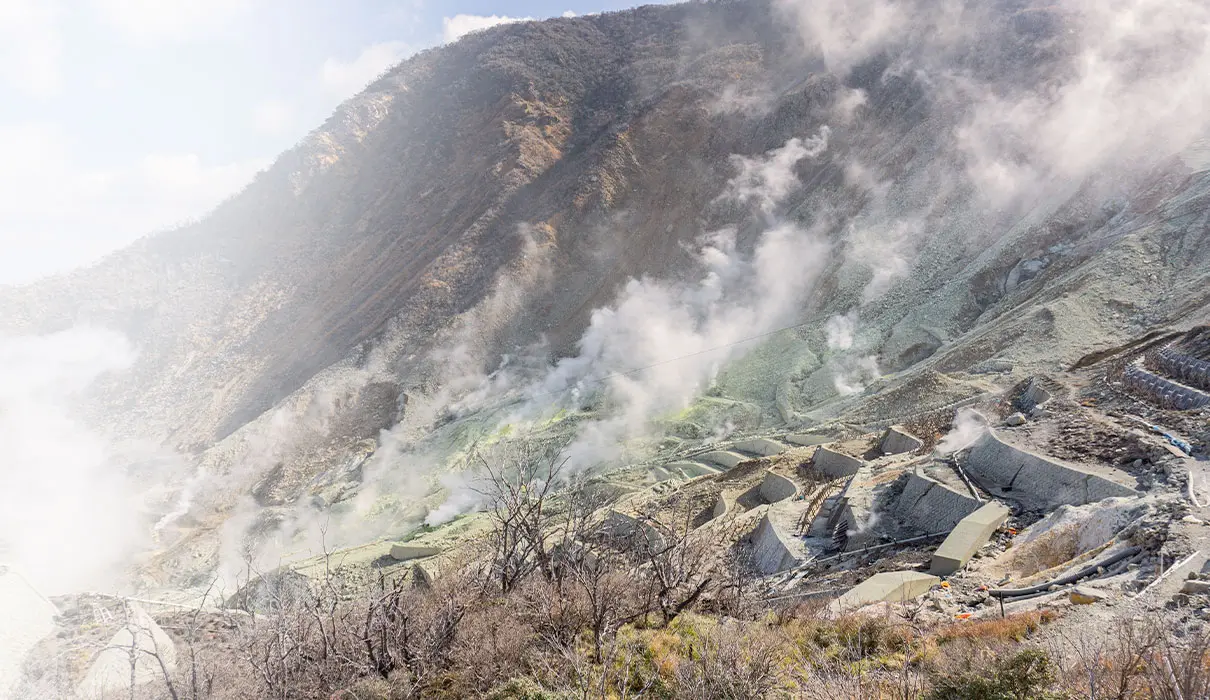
[0,328,167,595]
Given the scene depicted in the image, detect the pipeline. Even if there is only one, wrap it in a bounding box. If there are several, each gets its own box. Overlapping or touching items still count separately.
[785,531,951,574]
[990,546,1141,599]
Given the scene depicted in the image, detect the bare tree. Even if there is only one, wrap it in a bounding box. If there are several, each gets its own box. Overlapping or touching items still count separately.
[472,439,572,594]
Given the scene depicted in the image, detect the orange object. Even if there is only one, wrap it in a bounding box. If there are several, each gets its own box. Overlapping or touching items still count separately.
[940,581,950,588]
[954,613,973,620]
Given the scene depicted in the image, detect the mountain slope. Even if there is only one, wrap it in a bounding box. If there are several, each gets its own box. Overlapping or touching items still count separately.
[3,0,1210,588]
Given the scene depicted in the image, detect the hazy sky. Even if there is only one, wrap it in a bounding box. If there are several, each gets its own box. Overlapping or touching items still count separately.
[0,0,665,287]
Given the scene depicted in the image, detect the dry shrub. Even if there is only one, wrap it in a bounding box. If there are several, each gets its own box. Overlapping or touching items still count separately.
[933,610,1058,646]
[447,599,537,696]
[783,610,917,664]
[671,622,786,700]
[926,647,1064,700]
[1054,618,1210,700]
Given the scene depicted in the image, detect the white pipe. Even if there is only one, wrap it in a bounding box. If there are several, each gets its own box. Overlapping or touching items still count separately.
[1135,550,1201,598]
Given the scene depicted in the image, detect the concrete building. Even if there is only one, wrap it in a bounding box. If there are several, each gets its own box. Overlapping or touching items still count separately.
[930,501,1011,576]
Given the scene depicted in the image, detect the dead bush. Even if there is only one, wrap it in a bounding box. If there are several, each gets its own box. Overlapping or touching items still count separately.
[671,622,786,700]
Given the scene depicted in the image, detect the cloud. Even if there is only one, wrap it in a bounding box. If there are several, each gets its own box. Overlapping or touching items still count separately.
[320,41,410,97]
[252,99,294,135]
[87,0,253,42]
[0,123,267,283]
[0,0,63,97]
[442,14,531,43]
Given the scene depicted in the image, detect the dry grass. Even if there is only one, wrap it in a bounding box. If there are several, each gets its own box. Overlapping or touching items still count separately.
[933,610,1059,646]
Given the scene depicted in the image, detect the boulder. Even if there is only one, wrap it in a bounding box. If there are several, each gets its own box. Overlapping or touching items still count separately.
[1070,587,1109,605]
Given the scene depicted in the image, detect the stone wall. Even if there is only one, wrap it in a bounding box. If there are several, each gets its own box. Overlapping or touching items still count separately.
[745,513,798,574]
[814,446,864,478]
[894,472,981,534]
[879,426,924,455]
[963,431,1137,510]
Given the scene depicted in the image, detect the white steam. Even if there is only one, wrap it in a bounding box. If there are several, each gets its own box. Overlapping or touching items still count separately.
[0,328,154,594]
[540,221,828,470]
[935,407,989,456]
[724,129,830,218]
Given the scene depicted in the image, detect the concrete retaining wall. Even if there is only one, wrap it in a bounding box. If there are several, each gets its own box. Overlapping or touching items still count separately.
[830,571,939,613]
[694,493,730,528]
[879,426,924,456]
[667,461,716,477]
[1124,364,1210,410]
[713,493,728,518]
[930,501,1011,576]
[745,514,798,574]
[1018,379,1053,413]
[699,451,747,469]
[390,544,444,561]
[600,511,666,552]
[814,446,864,478]
[412,561,440,589]
[759,472,798,503]
[963,431,1137,510]
[786,433,831,447]
[733,438,788,456]
[894,473,981,534]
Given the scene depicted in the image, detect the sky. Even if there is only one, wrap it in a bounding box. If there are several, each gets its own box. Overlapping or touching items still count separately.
[0,0,666,287]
